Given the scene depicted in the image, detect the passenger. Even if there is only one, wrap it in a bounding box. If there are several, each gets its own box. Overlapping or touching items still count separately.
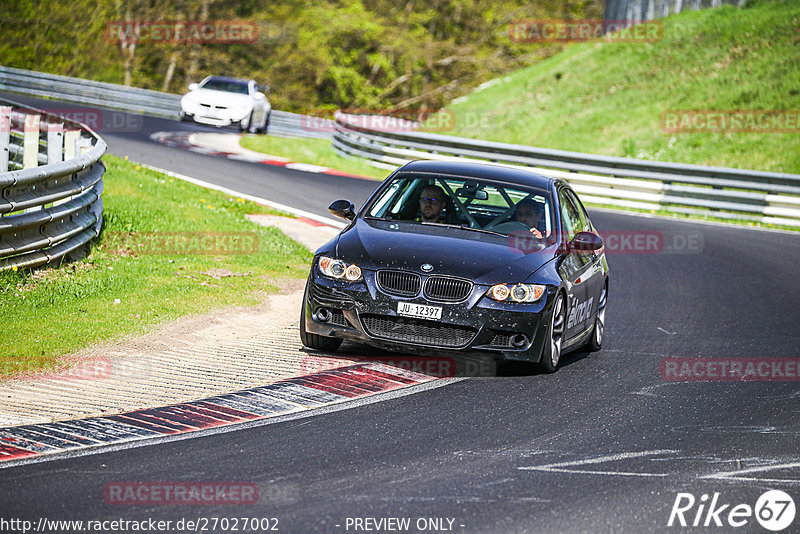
[514,199,547,239]
[417,185,448,223]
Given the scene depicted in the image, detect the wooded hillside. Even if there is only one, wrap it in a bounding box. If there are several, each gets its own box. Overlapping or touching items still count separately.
[1,0,602,112]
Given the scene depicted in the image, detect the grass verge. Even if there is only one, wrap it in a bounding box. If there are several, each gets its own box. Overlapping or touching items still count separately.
[1,155,311,378]
[434,0,800,174]
[240,134,388,180]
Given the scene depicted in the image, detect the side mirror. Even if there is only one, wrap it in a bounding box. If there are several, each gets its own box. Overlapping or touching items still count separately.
[570,231,603,252]
[188,82,199,91]
[329,199,355,221]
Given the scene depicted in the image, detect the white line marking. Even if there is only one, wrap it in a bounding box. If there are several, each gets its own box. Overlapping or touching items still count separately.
[657,327,677,335]
[137,163,346,229]
[285,162,330,173]
[632,383,673,398]
[226,153,273,163]
[700,461,800,485]
[518,449,679,477]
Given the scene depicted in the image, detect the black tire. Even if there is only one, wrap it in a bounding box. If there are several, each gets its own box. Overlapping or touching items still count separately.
[537,292,566,373]
[239,112,252,132]
[585,282,608,352]
[299,289,343,352]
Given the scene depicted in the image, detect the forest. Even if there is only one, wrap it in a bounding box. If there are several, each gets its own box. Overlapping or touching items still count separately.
[1,0,603,113]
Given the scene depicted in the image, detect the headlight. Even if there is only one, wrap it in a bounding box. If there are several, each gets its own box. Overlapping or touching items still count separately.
[318,256,363,282]
[487,283,545,303]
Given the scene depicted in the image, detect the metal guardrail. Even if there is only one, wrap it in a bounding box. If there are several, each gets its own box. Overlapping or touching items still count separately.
[332,112,800,227]
[269,110,333,139]
[0,66,333,139]
[4,67,798,226]
[0,65,180,120]
[0,98,105,271]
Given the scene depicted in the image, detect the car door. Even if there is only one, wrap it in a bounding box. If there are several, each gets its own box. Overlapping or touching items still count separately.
[566,188,606,328]
[556,187,594,341]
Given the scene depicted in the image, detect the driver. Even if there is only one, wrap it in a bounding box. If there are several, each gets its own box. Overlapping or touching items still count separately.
[514,199,548,239]
[417,185,448,223]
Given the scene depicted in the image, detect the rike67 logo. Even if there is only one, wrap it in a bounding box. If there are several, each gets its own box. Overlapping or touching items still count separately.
[668,490,795,531]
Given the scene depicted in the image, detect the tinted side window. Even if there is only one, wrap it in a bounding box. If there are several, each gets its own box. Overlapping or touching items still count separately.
[558,190,583,241]
[565,189,591,232]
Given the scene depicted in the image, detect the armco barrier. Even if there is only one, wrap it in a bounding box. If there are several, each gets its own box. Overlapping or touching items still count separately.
[332,112,800,227]
[0,98,105,270]
[0,66,333,139]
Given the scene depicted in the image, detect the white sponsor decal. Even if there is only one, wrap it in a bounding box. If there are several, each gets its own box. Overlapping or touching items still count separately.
[567,297,593,329]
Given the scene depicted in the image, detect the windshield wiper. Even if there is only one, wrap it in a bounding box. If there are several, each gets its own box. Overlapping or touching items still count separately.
[419,221,506,237]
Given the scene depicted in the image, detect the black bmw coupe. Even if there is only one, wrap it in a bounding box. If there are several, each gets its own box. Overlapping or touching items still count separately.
[300,160,608,372]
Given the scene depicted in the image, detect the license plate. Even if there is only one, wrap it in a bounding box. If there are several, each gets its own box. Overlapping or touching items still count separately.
[397,302,442,321]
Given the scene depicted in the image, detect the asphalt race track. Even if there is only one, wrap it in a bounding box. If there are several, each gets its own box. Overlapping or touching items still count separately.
[2,94,800,533]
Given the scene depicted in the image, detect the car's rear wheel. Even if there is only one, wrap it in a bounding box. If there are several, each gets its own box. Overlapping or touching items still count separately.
[585,282,608,352]
[538,292,566,373]
[299,287,343,352]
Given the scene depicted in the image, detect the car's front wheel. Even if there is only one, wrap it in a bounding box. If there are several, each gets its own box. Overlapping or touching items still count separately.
[538,292,566,373]
[299,287,343,352]
[239,112,252,132]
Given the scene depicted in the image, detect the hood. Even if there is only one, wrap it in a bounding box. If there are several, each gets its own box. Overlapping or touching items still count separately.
[335,219,556,284]
[190,89,251,106]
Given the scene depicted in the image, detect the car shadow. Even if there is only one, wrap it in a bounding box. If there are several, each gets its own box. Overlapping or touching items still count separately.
[300,342,595,378]
[495,349,594,377]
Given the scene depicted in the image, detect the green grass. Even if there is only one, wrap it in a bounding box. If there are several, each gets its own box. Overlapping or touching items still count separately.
[0,155,311,378]
[240,134,388,180]
[434,0,800,174]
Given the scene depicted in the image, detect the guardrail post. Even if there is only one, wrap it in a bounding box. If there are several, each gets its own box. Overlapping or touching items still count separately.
[46,122,64,164]
[23,113,40,169]
[78,137,92,155]
[0,106,10,173]
[64,130,80,160]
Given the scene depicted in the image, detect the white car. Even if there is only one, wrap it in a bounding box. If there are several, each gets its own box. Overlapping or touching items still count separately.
[180,76,271,133]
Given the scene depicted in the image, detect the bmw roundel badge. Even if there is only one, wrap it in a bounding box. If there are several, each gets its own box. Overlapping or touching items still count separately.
[421,263,433,272]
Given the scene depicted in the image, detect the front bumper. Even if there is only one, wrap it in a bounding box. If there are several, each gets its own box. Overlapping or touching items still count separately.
[303,269,556,362]
[181,104,250,127]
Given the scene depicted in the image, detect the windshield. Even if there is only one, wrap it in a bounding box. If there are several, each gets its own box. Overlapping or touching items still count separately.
[200,78,250,95]
[366,173,555,245]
